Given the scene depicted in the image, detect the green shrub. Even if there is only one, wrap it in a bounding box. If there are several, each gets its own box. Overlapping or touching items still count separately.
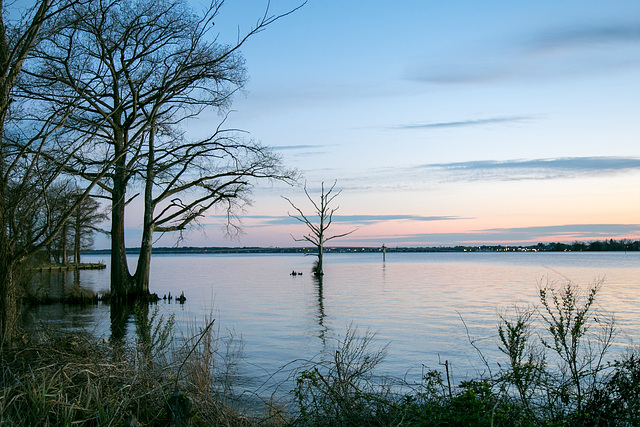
[583,351,640,426]
[291,280,636,426]
[292,326,398,426]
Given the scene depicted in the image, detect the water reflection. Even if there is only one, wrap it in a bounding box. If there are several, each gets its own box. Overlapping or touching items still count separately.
[110,298,163,348]
[31,269,81,300]
[313,275,327,345]
[22,269,138,346]
[28,267,106,304]
[22,269,105,332]
[109,301,132,343]
[25,270,159,351]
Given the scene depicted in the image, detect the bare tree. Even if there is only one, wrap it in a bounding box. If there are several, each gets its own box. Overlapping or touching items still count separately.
[0,0,52,345]
[70,195,108,265]
[40,187,107,265]
[23,0,301,299]
[283,181,357,275]
[0,0,119,344]
[45,182,79,264]
[134,122,296,292]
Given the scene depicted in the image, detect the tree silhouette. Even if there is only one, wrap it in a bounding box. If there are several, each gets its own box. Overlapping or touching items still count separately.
[283,181,357,275]
[24,0,301,299]
[0,0,116,344]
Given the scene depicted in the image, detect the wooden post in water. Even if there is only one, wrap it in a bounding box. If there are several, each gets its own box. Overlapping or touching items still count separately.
[381,244,386,262]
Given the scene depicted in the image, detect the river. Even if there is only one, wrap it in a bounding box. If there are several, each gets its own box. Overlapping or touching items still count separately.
[24,251,640,398]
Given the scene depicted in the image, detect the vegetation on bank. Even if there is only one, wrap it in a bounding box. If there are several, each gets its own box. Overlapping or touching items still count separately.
[291,280,640,426]
[3,280,640,426]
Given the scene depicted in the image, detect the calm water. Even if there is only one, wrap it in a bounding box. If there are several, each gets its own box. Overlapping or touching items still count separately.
[25,251,640,395]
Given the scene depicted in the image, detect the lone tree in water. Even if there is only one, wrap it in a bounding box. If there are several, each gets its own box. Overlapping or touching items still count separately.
[283,181,357,275]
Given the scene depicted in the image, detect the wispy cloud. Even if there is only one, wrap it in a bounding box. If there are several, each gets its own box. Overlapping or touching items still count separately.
[272,145,320,151]
[416,156,640,181]
[479,224,640,240]
[529,24,640,53]
[423,157,640,171]
[208,214,465,227]
[410,22,640,85]
[406,60,505,85]
[330,214,464,223]
[342,224,640,246]
[394,116,531,130]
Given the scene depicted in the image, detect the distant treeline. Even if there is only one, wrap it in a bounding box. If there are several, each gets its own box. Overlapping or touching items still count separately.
[533,239,640,252]
[86,239,640,255]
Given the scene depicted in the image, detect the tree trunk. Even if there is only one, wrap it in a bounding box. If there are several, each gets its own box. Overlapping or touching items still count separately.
[0,246,17,346]
[61,222,68,265]
[316,211,324,275]
[110,154,133,300]
[133,124,155,296]
[0,98,16,346]
[74,212,81,265]
[0,93,17,345]
[134,221,153,296]
[315,244,324,276]
[0,141,16,343]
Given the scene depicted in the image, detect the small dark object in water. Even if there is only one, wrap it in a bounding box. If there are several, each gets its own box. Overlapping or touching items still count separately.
[176,291,186,303]
[163,294,167,300]
[290,270,303,276]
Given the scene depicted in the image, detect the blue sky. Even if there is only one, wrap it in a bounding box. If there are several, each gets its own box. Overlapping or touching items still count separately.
[108,0,640,248]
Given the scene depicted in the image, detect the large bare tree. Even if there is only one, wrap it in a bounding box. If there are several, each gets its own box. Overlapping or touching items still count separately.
[283,181,357,275]
[22,0,300,299]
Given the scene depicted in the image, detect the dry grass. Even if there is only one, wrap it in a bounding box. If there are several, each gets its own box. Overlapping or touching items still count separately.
[0,315,287,426]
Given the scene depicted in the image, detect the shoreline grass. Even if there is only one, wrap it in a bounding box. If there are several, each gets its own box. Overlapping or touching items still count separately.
[0,313,286,426]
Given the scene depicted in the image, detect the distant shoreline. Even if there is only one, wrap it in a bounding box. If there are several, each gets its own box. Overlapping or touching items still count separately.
[86,239,640,255]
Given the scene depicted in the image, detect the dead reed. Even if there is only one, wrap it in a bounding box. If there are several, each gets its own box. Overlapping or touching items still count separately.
[0,312,287,426]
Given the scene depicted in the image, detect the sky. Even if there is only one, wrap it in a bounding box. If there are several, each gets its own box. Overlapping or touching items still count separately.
[100,0,640,249]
